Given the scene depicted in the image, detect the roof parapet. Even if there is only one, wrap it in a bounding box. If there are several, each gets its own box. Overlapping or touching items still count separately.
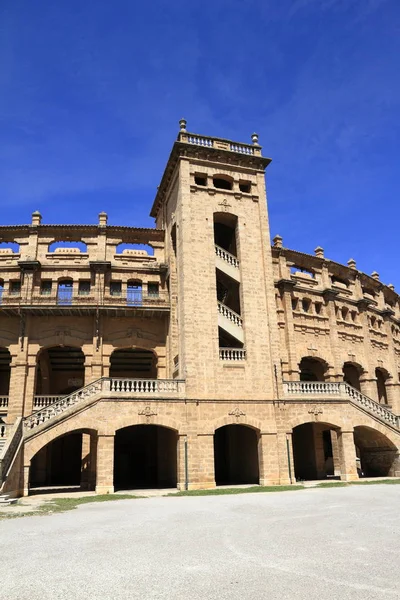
[176,119,263,157]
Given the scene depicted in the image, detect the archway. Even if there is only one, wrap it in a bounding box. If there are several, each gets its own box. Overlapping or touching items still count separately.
[0,347,11,396]
[110,348,157,379]
[214,425,259,485]
[30,432,83,489]
[343,362,362,391]
[292,422,341,481]
[35,346,85,395]
[299,357,328,382]
[114,425,177,490]
[354,426,399,477]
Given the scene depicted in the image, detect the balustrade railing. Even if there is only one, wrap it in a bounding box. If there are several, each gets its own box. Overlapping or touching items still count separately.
[219,348,246,361]
[283,381,400,429]
[187,135,214,147]
[215,245,240,268]
[33,395,64,408]
[229,143,254,155]
[0,396,9,409]
[24,377,186,431]
[217,302,243,327]
[0,291,169,309]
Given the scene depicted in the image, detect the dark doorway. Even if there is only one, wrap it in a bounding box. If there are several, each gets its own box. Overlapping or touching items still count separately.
[214,425,259,486]
[292,423,339,481]
[30,433,83,487]
[354,426,398,477]
[114,425,177,490]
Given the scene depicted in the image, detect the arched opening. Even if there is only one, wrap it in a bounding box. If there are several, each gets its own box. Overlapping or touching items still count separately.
[354,426,399,477]
[0,279,4,304]
[213,212,238,256]
[0,347,11,396]
[30,432,83,489]
[35,346,85,396]
[114,425,177,490]
[213,174,233,190]
[57,278,73,305]
[343,362,362,391]
[292,422,341,481]
[299,357,328,382]
[214,425,259,486]
[116,243,154,256]
[127,280,142,306]
[109,348,157,379]
[375,368,389,404]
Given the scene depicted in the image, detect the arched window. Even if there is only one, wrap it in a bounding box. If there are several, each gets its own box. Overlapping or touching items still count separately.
[213,175,233,190]
[375,368,389,405]
[57,279,73,305]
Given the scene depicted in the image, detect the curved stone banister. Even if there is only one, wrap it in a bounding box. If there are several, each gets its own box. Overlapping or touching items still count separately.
[217,302,243,327]
[215,245,239,268]
[24,378,104,431]
[283,381,400,430]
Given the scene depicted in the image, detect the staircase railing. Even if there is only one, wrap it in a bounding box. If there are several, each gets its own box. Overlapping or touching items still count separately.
[217,302,243,327]
[283,381,400,430]
[215,245,240,268]
[0,418,23,484]
[24,379,104,431]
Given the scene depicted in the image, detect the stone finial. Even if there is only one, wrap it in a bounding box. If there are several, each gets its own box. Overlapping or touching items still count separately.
[179,118,187,132]
[347,258,357,270]
[273,234,283,249]
[314,246,324,258]
[31,211,42,226]
[251,132,259,145]
[388,284,395,291]
[98,212,108,226]
[371,271,380,281]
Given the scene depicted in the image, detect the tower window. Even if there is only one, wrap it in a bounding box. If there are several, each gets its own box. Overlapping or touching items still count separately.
[194,173,207,186]
[213,175,233,190]
[239,180,251,193]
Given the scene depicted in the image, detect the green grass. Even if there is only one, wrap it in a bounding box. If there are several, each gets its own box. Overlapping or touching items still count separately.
[0,494,139,521]
[350,478,400,486]
[315,481,348,488]
[168,485,304,497]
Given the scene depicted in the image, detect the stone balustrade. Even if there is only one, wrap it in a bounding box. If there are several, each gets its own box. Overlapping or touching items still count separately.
[217,302,243,327]
[219,348,246,361]
[24,377,186,431]
[33,395,64,408]
[215,245,239,268]
[283,381,400,429]
[229,143,255,155]
[0,396,9,409]
[187,135,214,147]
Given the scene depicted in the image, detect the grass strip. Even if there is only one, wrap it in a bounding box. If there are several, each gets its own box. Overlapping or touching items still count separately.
[168,485,304,497]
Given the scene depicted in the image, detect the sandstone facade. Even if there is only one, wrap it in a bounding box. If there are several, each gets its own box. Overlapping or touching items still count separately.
[1,122,399,496]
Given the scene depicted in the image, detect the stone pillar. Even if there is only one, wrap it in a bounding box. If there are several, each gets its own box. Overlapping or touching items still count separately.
[177,434,188,491]
[7,354,36,422]
[81,433,91,490]
[385,382,400,412]
[23,464,30,497]
[359,374,378,402]
[338,430,358,481]
[276,431,294,485]
[258,432,280,485]
[23,357,37,417]
[95,434,115,494]
[190,433,215,490]
[330,430,341,477]
[313,427,326,479]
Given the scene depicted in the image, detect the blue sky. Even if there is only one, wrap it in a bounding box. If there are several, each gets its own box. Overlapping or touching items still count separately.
[1,0,399,286]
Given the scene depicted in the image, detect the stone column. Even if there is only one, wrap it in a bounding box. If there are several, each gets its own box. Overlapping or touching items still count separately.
[338,430,358,481]
[359,374,378,402]
[95,434,115,494]
[177,434,188,491]
[190,433,215,490]
[23,464,30,497]
[385,381,400,413]
[330,430,341,477]
[313,427,326,479]
[258,432,280,485]
[276,431,294,485]
[23,357,37,417]
[7,354,36,422]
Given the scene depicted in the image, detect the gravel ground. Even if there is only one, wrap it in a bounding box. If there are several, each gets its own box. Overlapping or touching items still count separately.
[1,485,399,600]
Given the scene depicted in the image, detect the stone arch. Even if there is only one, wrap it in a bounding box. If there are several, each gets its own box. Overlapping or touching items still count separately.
[34,345,85,395]
[111,414,181,435]
[299,356,329,382]
[343,361,364,391]
[109,346,158,379]
[114,423,178,490]
[214,423,260,486]
[354,425,399,477]
[210,415,263,434]
[292,420,341,481]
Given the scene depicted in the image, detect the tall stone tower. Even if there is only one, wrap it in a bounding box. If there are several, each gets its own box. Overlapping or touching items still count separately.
[151,120,280,402]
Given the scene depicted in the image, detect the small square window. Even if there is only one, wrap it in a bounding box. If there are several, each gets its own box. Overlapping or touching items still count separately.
[194,174,207,186]
[40,280,52,295]
[110,281,122,296]
[239,180,251,193]
[10,280,21,295]
[148,282,159,297]
[78,281,91,296]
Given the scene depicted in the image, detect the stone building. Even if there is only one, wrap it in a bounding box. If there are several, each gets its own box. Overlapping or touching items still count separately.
[1,121,399,497]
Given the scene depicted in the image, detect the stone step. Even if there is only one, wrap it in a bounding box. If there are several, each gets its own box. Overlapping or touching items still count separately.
[0,494,18,506]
